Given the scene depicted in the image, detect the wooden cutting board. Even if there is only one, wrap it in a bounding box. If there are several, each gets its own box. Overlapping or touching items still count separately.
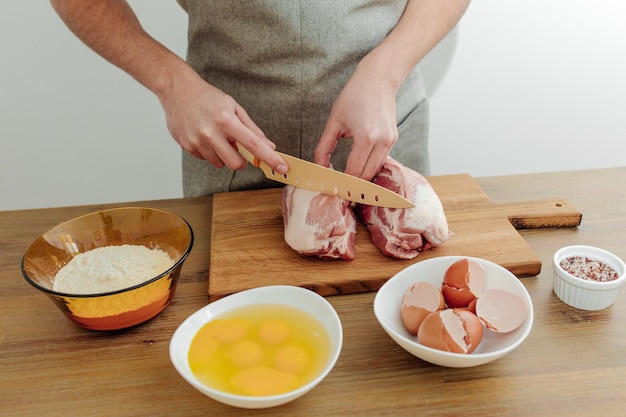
[208,174,582,301]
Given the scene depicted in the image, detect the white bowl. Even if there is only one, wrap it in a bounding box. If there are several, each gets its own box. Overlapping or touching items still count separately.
[374,256,533,368]
[553,245,626,310]
[169,285,343,409]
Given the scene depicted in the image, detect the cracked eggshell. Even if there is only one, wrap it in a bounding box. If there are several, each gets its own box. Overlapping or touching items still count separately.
[476,289,527,333]
[442,258,486,308]
[400,282,445,335]
[374,256,534,367]
[417,309,483,354]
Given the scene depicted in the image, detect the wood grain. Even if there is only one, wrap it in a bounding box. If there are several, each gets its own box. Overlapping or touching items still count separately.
[208,174,581,301]
[2,168,624,417]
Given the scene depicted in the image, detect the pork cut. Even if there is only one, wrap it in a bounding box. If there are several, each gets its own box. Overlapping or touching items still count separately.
[356,157,450,260]
[281,185,357,260]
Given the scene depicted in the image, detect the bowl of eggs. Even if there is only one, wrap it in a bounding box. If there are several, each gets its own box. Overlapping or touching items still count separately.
[374,256,533,368]
[21,206,194,331]
[169,285,343,409]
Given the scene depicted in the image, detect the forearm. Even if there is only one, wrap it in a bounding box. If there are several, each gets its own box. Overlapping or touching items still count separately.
[50,0,194,101]
[360,0,470,92]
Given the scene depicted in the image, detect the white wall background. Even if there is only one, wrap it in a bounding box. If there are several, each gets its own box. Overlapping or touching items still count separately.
[1,1,624,211]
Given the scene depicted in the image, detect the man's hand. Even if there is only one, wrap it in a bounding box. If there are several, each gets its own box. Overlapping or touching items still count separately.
[314,0,470,180]
[50,0,288,174]
[314,62,398,181]
[160,70,288,173]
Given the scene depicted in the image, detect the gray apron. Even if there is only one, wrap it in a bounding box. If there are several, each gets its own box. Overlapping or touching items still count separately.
[178,0,429,197]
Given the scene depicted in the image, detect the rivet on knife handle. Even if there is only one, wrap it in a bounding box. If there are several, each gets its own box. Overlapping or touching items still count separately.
[235,142,414,209]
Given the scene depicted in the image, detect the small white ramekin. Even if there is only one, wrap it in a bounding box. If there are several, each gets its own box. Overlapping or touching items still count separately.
[553,245,626,310]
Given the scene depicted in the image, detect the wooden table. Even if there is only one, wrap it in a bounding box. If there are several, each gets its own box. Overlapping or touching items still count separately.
[1,168,625,417]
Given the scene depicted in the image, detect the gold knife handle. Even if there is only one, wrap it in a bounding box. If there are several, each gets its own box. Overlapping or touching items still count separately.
[233,142,261,167]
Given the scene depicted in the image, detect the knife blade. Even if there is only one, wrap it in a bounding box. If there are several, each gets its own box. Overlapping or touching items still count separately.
[234,142,415,208]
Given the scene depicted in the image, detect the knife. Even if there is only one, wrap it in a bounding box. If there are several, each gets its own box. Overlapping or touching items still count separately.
[234,142,415,208]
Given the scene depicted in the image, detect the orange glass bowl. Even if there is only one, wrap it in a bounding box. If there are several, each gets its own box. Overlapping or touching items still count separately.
[22,207,194,331]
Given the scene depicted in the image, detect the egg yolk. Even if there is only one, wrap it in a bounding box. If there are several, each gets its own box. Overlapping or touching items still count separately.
[187,329,218,367]
[229,340,263,368]
[258,318,290,344]
[275,344,310,374]
[188,304,331,397]
[209,318,249,344]
[230,366,299,396]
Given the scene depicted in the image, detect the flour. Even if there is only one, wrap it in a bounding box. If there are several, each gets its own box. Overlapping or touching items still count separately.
[53,244,175,294]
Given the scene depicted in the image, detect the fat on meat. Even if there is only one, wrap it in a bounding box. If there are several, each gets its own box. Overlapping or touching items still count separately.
[357,157,451,260]
[281,185,357,260]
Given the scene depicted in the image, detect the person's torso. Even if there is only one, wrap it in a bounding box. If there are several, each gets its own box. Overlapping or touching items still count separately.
[179,0,428,195]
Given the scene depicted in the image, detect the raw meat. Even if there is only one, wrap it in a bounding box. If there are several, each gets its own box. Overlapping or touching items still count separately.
[281,186,357,260]
[357,158,450,260]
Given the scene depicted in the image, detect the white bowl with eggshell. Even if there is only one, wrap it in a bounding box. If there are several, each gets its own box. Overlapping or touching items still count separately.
[553,245,626,310]
[374,256,533,368]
